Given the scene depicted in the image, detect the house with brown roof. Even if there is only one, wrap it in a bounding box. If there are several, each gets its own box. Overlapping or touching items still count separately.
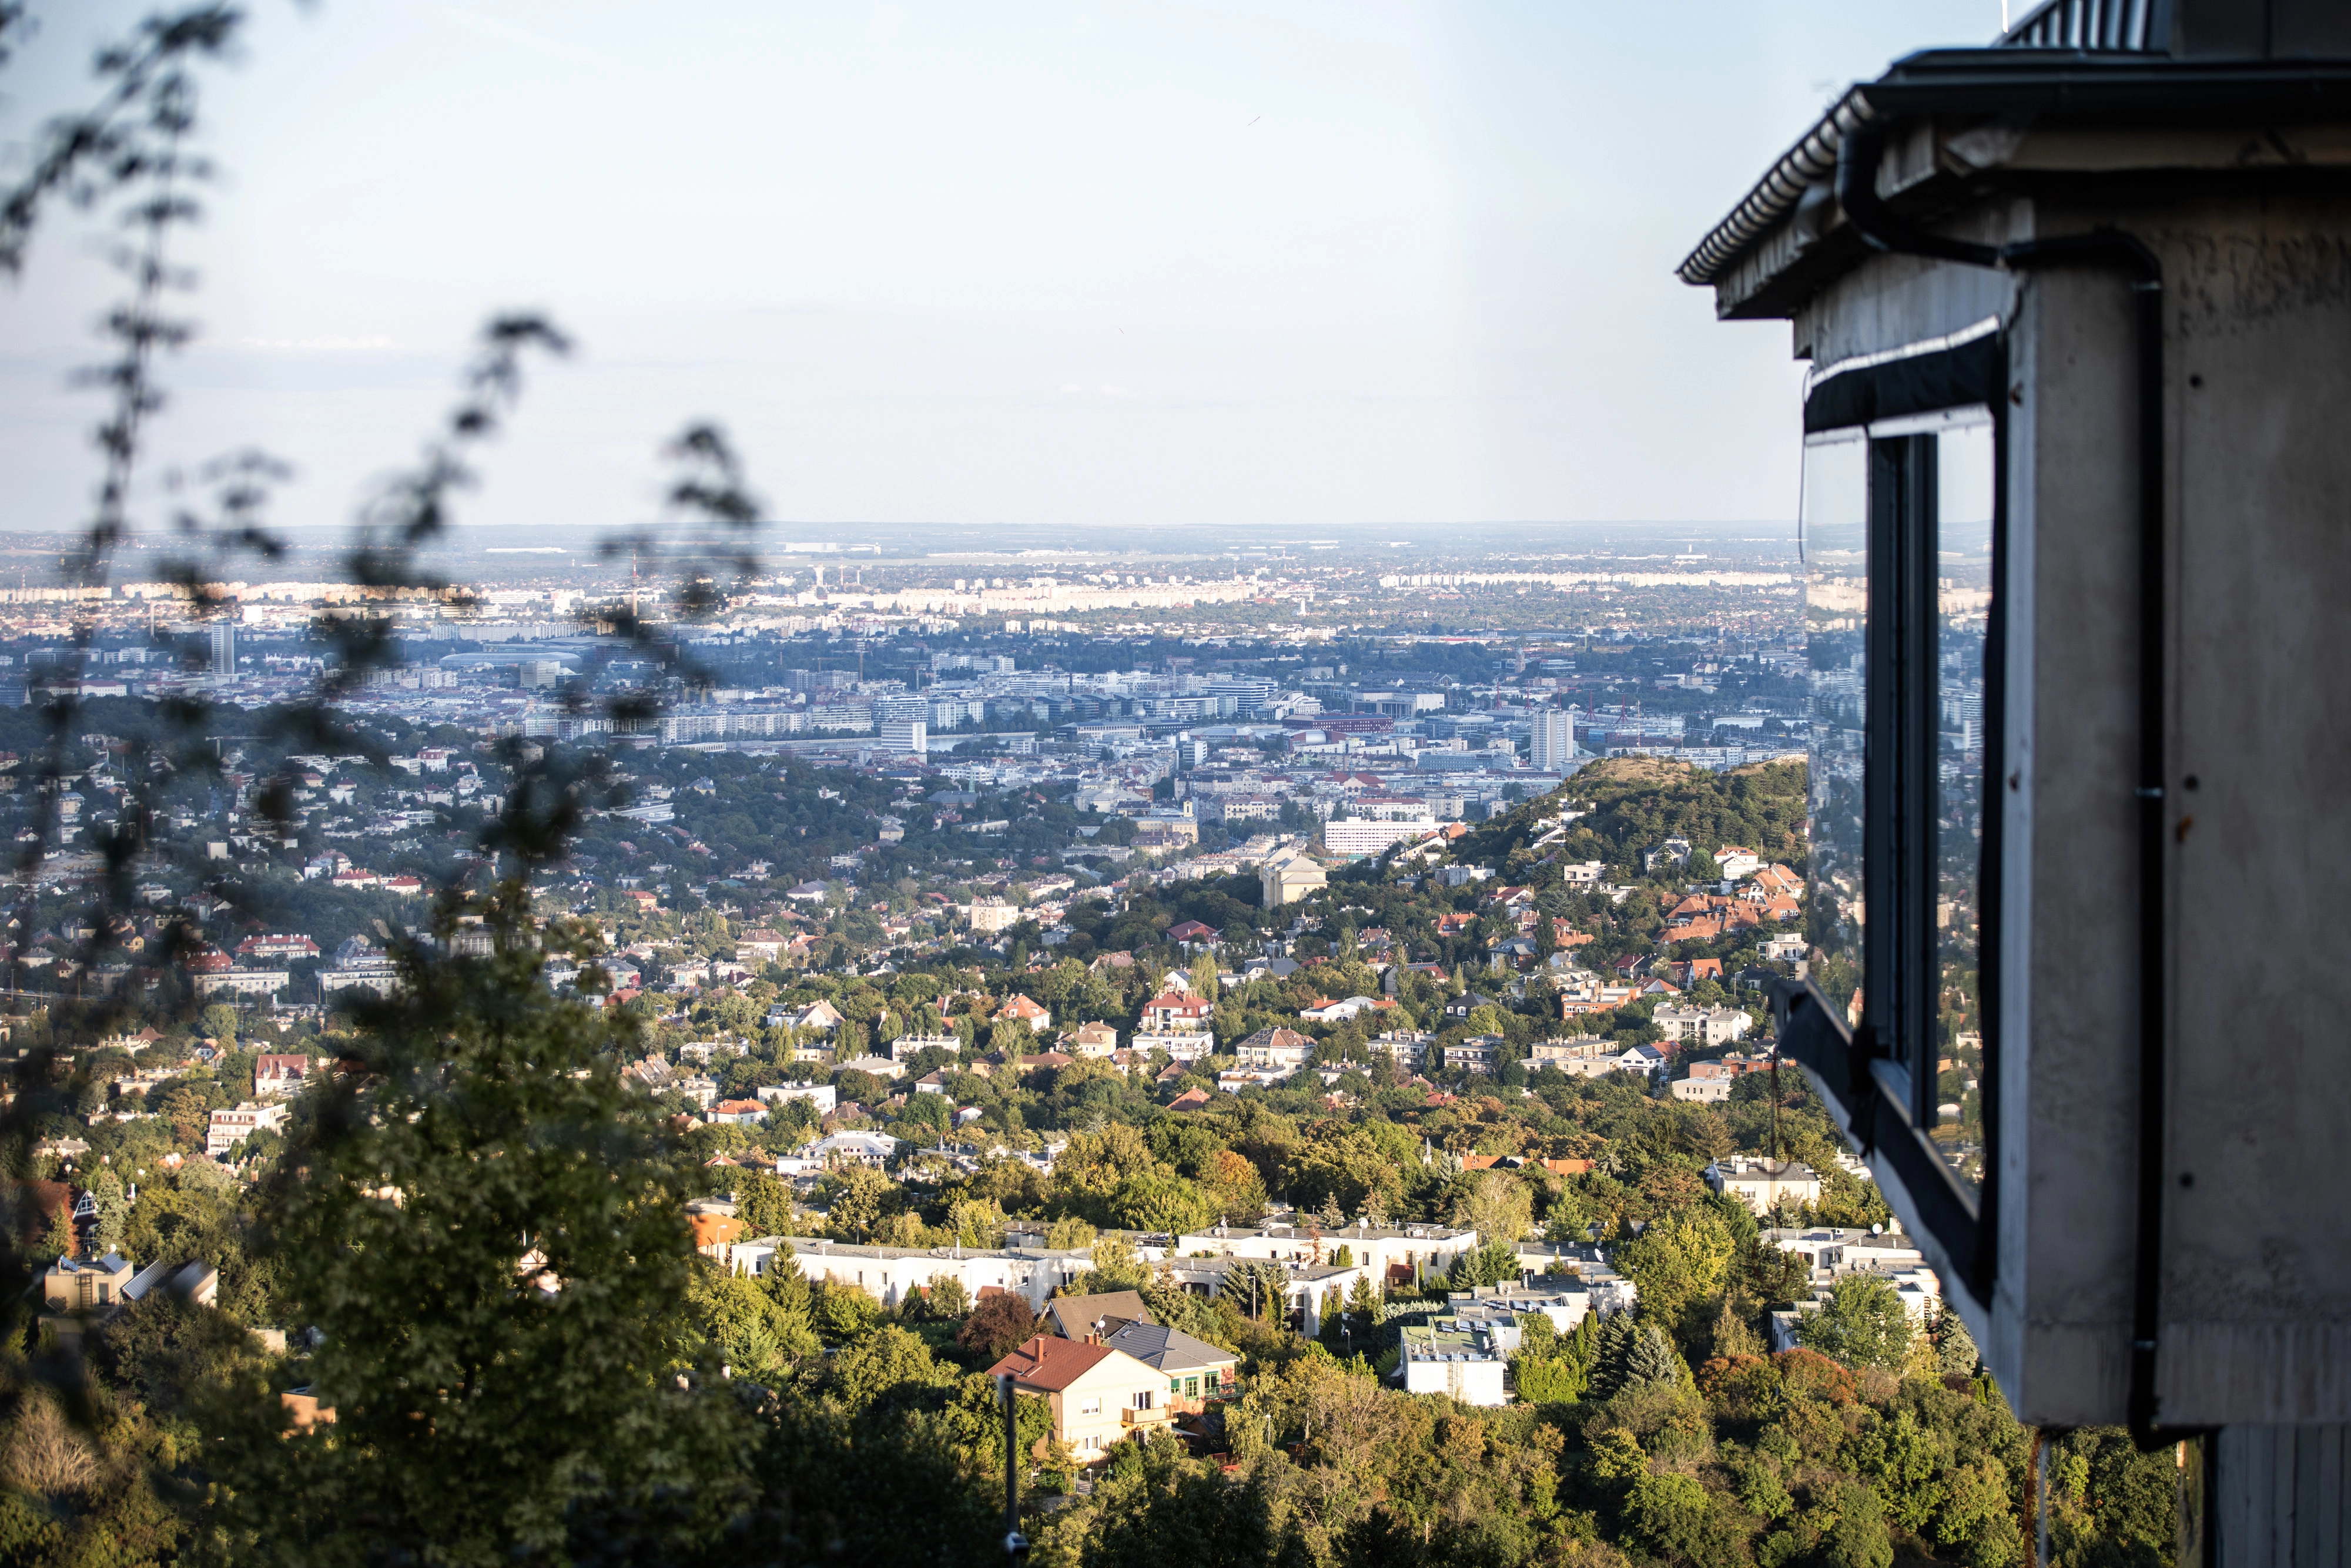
[995,994,1052,1030]
[251,1054,311,1100]
[984,1334,1173,1464]
[1233,1027,1310,1076]
[1166,1087,1213,1113]
[1043,1290,1153,1340]
[1067,1021,1118,1059]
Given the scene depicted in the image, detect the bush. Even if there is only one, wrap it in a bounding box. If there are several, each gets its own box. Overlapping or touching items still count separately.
[956,1290,1040,1364]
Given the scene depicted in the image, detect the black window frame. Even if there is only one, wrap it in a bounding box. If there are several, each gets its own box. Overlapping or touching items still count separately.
[1774,326,2007,1302]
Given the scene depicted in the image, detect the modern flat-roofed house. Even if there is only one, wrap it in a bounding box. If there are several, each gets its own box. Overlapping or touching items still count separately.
[1442,1034,1505,1074]
[206,1101,289,1159]
[1396,1320,1508,1407]
[1368,1030,1432,1072]
[729,1237,1096,1312]
[42,1252,134,1314]
[986,1334,1174,1464]
[1703,1157,1821,1217]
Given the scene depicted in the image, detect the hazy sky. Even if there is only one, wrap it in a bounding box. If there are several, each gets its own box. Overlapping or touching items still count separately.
[0,1,2006,538]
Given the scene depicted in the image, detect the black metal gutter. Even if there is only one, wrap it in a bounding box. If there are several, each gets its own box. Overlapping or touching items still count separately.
[1677,53,2351,289]
[1834,122,2175,1448]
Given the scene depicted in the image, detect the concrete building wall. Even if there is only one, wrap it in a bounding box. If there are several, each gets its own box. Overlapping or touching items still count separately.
[1781,177,2351,1428]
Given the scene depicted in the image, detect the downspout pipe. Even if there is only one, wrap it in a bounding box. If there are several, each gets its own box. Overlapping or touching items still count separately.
[1834,125,2175,1447]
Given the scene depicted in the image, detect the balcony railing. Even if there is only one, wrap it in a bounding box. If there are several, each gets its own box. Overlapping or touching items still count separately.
[1121,1404,1176,1427]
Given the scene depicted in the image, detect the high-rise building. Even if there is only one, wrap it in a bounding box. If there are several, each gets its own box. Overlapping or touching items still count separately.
[878,719,926,756]
[209,622,237,678]
[1529,708,1578,772]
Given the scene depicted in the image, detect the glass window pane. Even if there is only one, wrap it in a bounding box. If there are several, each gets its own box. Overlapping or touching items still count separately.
[1802,430,1868,1030]
[1934,418,1992,1188]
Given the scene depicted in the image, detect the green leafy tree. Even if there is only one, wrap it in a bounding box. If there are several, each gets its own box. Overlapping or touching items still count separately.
[1798,1274,1914,1372]
[736,1171,796,1238]
[819,1163,893,1241]
[830,1324,955,1413]
[920,1273,971,1320]
[689,1261,818,1382]
[1818,1479,1897,1568]
[210,897,751,1565]
[1452,1168,1535,1245]
[1613,1202,1737,1351]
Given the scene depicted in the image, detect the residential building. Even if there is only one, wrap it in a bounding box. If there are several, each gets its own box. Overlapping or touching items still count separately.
[1138,988,1213,1036]
[1528,1035,1609,1070]
[877,718,926,755]
[811,1131,900,1167]
[1233,1026,1310,1076]
[755,1083,836,1114]
[994,994,1052,1031]
[986,1335,1175,1464]
[1103,1319,1240,1406]
[790,999,844,1033]
[1443,991,1497,1023]
[1653,1005,1756,1047]
[1396,1319,1509,1406]
[1704,1157,1821,1216]
[890,1032,963,1063]
[1259,849,1327,907]
[1444,1034,1506,1074]
[1670,1073,1732,1103]
[1323,816,1432,859]
[1067,1021,1119,1059]
[206,1101,289,1158]
[193,967,289,999]
[1164,1218,1478,1295]
[43,1252,135,1314]
[726,1236,1096,1312]
[1368,1031,1432,1072]
[1542,1042,1663,1080]
[964,897,1021,934]
[1528,708,1578,772]
[251,1054,311,1100]
[1043,1291,1151,1339]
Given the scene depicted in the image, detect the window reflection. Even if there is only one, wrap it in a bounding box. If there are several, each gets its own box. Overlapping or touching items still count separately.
[1801,430,1867,1031]
[1934,417,1992,1187]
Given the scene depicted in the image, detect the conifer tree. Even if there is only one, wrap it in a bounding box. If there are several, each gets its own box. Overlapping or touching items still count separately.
[1589,1312,1639,1399]
[91,1167,128,1255]
[1625,1322,1683,1390]
[42,1200,76,1262]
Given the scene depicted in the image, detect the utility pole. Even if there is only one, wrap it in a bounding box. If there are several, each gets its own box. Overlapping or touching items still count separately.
[997,1372,1028,1564]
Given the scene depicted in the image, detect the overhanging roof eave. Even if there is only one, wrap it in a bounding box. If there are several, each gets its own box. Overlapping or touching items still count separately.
[1677,51,2351,292]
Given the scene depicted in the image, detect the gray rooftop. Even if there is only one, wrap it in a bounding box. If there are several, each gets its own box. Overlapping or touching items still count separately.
[1104,1319,1238,1373]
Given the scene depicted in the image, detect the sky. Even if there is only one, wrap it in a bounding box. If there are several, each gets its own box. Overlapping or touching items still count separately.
[0,1,2008,540]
